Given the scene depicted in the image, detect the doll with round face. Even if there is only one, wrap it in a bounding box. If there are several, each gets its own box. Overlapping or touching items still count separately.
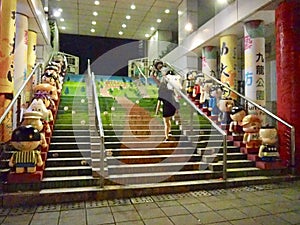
[258,127,280,161]
[9,126,43,173]
[229,106,246,136]
[208,85,223,116]
[217,98,234,125]
[241,114,262,149]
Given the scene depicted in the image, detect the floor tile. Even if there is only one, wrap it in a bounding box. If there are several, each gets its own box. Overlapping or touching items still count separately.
[229,198,256,207]
[1,214,33,225]
[110,204,135,212]
[87,207,111,215]
[193,211,226,224]
[183,202,212,213]
[87,213,115,225]
[133,202,159,211]
[169,214,200,225]
[277,211,300,224]
[176,197,201,205]
[203,199,234,210]
[238,206,270,217]
[58,216,86,225]
[113,210,141,223]
[60,209,85,218]
[136,208,165,220]
[30,219,59,225]
[230,218,260,225]
[116,221,143,225]
[155,200,180,207]
[216,208,248,221]
[30,212,60,221]
[259,202,295,214]
[253,215,292,225]
[143,217,174,225]
[161,205,190,216]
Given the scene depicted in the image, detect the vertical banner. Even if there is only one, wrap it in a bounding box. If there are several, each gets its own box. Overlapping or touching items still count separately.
[202,46,217,79]
[14,13,28,92]
[220,35,237,99]
[26,30,37,102]
[0,0,17,142]
[244,20,266,116]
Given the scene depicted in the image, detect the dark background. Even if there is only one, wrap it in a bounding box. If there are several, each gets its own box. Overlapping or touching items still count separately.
[59,34,146,75]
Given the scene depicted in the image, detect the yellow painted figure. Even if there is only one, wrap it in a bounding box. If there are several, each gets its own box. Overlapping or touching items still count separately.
[258,127,280,161]
[241,114,262,149]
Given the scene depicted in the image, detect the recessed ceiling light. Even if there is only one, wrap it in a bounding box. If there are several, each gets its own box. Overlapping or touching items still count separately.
[164,9,170,14]
[60,18,65,22]
[119,31,123,35]
[126,15,131,20]
[156,19,161,23]
[53,10,61,17]
[218,0,227,4]
[44,6,49,12]
[185,22,193,31]
[122,24,127,28]
[130,4,136,10]
[150,27,155,31]
[93,11,98,16]
[178,10,183,15]
[61,26,66,30]
[58,8,63,12]
[145,33,150,38]
[91,28,95,33]
[94,0,100,5]
[92,21,97,25]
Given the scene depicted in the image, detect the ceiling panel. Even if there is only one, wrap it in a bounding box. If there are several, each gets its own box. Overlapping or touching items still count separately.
[48,0,183,40]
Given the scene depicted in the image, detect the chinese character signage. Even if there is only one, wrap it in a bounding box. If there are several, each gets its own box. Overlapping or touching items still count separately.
[220,35,237,99]
[244,20,266,110]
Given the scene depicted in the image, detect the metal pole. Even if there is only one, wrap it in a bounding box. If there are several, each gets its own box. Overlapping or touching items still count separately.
[222,134,228,181]
[291,127,296,175]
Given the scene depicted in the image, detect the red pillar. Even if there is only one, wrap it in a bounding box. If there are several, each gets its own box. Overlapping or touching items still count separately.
[276,0,300,173]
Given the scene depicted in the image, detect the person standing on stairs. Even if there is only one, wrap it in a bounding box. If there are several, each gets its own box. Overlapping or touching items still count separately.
[155,68,181,141]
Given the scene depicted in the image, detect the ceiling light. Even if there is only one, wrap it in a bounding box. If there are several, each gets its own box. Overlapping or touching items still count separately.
[60,18,65,22]
[119,31,123,35]
[91,28,95,33]
[53,10,61,17]
[185,22,193,31]
[150,27,155,31]
[164,9,170,14]
[94,0,100,5]
[145,34,150,38]
[218,0,227,4]
[61,26,66,30]
[93,11,98,16]
[130,4,136,10]
[178,10,183,15]
[44,6,49,12]
[92,21,97,25]
[156,19,161,23]
[126,15,131,20]
[122,24,127,28]
[58,8,63,12]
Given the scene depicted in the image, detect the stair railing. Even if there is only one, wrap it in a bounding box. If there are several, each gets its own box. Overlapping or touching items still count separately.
[134,62,148,86]
[201,71,295,174]
[87,60,105,187]
[166,61,295,175]
[162,65,229,180]
[0,62,43,130]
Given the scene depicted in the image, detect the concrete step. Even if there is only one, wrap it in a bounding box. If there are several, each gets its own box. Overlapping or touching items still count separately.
[108,147,196,156]
[46,157,91,167]
[227,167,287,178]
[209,160,256,171]
[51,136,91,142]
[104,140,192,149]
[107,170,219,185]
[49,142,90,150]
[188,134,224,141]
[107,154,200,164]
[52,130,90,136]
[195,140,233,148]
[42,175,99,189]
[103,124,180,130]
[107,162,207,174]
[104,135,187,142]
[47,149,91,158]
[44,166,92,177]
[53,124,90,130]
[183,129,220,136]
[104,129,182,136]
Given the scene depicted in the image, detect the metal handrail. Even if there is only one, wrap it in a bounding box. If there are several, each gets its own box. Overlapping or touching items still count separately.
[134,62,148,86]
[87,60,105,187]
[166,61,295,173]
[0,62,43,125]
[164,71,228,180]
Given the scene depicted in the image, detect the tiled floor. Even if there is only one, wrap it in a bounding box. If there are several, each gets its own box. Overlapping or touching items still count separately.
[0,181,300,225]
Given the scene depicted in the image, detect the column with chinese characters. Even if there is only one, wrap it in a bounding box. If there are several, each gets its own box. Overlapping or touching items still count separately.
[202,46,218,79]
[26,30,37,103]
[244,20,266,122]
[0,0,17,142]
[220,35,238,100]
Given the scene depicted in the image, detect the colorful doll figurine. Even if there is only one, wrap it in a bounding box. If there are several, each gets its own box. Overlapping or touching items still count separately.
[208,85,223,116]
[192,76,202,106]
[21,111,48,149]
[200,80,213,108]
[186,71,196,97]
[229,106,246,136]
[258,127,280,161]
[9,125,43,173]
[241,114,262,149]
[33,91,57,116]
[217,98,234,125]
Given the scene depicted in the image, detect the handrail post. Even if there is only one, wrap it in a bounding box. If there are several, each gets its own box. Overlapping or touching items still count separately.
[222,134,228,181]
[291,126,296,175]
[100,135,105,188]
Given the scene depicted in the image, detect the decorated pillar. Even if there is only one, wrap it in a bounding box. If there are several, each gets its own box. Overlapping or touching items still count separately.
[276,0,300,173]
[244,20,266,118]
[26,30,37,102]
[0,0,17,142]
[202,46,218,79]
[220,35,237,99]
